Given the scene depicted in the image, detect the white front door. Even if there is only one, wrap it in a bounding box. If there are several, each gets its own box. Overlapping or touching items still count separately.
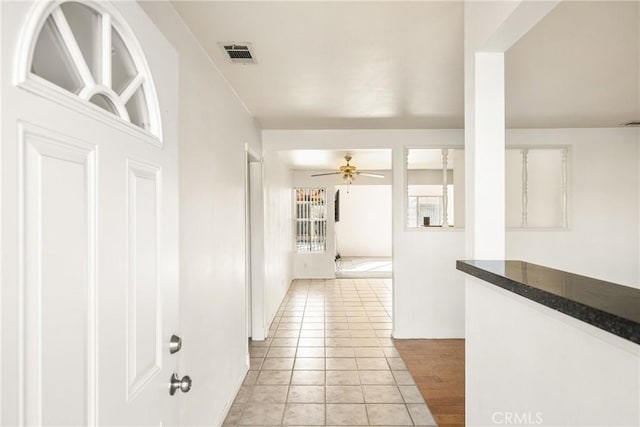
[1,1,181,425]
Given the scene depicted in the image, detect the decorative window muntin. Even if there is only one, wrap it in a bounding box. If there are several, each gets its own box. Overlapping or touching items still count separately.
[19,0,162,140]
[506,147,569,228]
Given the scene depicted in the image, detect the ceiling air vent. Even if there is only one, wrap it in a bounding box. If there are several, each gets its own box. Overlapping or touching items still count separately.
[623,120,640,127]
[219,42,257,65]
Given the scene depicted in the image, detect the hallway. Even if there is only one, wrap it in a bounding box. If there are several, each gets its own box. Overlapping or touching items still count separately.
[224,279,437,426]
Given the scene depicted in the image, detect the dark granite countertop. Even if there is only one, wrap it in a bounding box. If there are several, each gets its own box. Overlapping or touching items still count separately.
[456,260,640,345]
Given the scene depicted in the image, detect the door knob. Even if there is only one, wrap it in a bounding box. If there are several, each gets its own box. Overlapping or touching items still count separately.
[169,334,182,354]
[169,373,192,395]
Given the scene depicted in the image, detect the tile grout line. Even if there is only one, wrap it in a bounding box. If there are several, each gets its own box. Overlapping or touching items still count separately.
[238,278,430,427]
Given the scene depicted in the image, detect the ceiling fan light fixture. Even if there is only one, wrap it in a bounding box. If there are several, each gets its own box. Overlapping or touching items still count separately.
[310,154,384,183]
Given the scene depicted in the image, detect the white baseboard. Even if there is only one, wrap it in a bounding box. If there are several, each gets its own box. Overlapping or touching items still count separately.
[215,366,248,426]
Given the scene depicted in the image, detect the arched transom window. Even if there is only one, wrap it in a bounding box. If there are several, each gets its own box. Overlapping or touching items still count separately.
[22,1,162,139]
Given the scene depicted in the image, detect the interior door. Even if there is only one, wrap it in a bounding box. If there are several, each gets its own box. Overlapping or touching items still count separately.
[1,1,182,425]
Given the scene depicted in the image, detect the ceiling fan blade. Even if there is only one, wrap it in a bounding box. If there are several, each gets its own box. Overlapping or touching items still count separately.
[357,172,385,178]
[310,172,341,177]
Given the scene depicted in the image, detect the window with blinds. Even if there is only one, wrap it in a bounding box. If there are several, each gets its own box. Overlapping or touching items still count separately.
[295,188,327,253]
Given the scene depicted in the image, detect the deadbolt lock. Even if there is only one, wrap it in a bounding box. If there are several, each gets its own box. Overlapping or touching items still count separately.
[169,334,182,354]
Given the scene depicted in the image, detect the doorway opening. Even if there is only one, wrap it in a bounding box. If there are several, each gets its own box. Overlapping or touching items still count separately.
[245,146,264,345]
[334,184,392,278]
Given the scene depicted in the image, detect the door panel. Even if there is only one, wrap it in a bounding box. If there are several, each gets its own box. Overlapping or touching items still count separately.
[23,132,97,426]
[127,161,162,400]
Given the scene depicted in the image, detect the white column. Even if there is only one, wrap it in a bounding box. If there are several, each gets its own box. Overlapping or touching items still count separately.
[463,0,558,259]
[464,3,561,426]
[469,52,506,259]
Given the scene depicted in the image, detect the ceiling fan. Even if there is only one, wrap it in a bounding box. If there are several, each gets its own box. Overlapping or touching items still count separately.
[311,155,385,183]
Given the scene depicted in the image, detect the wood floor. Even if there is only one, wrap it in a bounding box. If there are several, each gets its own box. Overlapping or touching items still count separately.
[394,339,465,427]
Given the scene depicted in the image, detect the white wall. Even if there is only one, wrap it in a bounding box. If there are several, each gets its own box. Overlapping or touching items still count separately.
[139,3,261,425]
[392,142,466,338]
[262,151,294,333]
[264,130,467,338]
[266,127,640,339]
[466,277,640,427]
[334,185,392,257]
[506,128,640,287]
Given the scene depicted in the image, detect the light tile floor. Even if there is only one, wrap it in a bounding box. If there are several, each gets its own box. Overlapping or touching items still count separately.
[336,257,392,279]
[224,278,437,426]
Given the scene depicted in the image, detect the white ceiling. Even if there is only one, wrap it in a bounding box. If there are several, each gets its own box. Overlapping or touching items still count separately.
[277,149,391,171]
[505,1,639,128]
[171,1,464,129]
[171,1,638,130]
